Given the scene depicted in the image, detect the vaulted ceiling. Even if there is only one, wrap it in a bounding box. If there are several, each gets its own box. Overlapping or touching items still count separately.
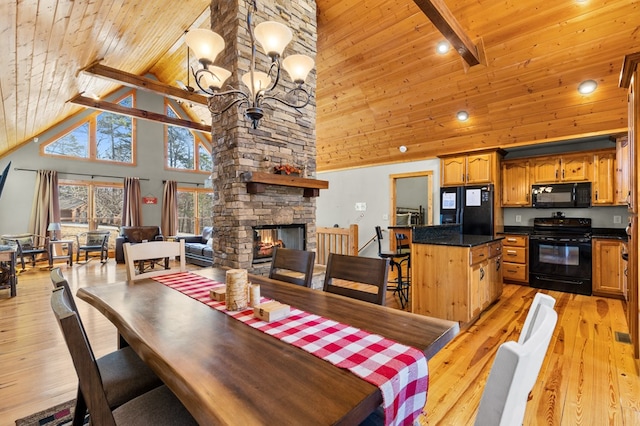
[1,0,638,172]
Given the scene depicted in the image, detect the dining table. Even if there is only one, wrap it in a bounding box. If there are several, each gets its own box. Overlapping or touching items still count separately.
[77,267,460,425]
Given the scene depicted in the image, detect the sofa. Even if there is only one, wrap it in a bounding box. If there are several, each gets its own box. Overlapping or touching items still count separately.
[177,227,213,267]
[115,226,164,263]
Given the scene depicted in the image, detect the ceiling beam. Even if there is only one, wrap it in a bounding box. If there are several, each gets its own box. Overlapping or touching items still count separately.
[413,0,480,66]
[79,62,210,106]
[69,94,212,133]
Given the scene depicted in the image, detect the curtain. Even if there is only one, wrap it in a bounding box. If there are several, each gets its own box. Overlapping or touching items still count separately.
[29,170,60,237]
[122,177,142,226]
[161,180,178,237]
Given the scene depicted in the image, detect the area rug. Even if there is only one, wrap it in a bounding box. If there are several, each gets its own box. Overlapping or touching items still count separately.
[14,399,87,426]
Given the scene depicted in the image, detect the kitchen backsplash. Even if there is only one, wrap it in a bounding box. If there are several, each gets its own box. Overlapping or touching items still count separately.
[503,206,629,228]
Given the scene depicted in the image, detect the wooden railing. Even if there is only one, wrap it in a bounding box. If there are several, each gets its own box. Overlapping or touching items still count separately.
[315,224,358,265]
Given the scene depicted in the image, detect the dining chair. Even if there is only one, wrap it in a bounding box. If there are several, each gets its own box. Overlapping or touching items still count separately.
[75,230,110,263]
[474,302,558,425]
[375,226,410,308]
[50,287,197,426]
[123,240,186,282]
[323,253,389,305]
[49,268,164,426]
[518,292,556,345]
[268,247,316,287]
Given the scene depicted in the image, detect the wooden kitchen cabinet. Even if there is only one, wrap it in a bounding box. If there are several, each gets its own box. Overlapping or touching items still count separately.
[592,149,616,205]
[501,160,530,206]
[531,153,591,183]
[440,152,500,186]
[411,239,503,324]
[615,135,631,206]
[502,234,528,283]
[593,238,626,299]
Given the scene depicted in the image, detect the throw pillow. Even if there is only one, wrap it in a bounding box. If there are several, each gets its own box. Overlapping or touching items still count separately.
[206,238,213,247]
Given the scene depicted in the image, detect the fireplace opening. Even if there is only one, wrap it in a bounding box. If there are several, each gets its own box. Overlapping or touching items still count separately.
[252,224,306,264]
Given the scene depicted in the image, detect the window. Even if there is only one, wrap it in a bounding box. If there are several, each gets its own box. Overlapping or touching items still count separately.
[58,181,123,239]
[177,188,213,234]
[165,103,212,172]
[43,93,134,163]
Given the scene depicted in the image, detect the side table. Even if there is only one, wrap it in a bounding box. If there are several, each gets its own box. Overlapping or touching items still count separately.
[49,239,74,267]
[0,247,17,297]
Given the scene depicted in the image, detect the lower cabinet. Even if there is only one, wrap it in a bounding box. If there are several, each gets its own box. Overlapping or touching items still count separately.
[592,238,626,299]
[412,240,503,324]
[502,234,528,283]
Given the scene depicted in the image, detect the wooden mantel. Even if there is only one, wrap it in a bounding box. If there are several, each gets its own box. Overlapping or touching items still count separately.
[240,171,329,198]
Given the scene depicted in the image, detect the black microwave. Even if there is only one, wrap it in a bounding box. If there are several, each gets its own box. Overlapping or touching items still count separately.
[531,182,591,208]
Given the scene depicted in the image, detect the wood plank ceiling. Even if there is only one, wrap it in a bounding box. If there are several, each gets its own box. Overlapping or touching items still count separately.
[1,0,638,172]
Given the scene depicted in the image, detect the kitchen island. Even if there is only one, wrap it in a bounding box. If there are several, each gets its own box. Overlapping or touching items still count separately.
[411,225,504,325]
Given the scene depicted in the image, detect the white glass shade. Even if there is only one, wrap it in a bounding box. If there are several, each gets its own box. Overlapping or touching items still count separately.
[185,29,225,64]
[456,111,469,121]
[282,54,314,84]
[578,79,597,94]
[254,21,292,57]
[242,71,272,96]
[200,66,232,90]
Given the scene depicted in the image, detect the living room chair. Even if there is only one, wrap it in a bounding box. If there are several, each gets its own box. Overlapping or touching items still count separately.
[375,226,410,308]
[75,230,110,263]
[323,253,389,305]
[269,247,316,287]
[474,299,558,425]
[50,287,197,426]
[115,226,164,263]
[123,240,186,282]
[1,233,50,271]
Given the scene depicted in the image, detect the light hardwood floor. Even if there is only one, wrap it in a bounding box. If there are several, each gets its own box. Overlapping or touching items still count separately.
[0,260,639,425]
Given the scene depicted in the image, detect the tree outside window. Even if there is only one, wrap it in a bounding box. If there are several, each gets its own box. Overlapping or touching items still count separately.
[177,188,213,234]
[166,103,212,172]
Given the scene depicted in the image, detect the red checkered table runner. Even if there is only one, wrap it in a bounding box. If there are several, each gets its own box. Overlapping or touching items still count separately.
[153,272,428,426]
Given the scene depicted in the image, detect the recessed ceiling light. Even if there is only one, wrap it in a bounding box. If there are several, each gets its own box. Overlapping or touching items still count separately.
[578,79,597,94]
[399,145,407,153]
[456,111,469,121]
[436,41,450,54]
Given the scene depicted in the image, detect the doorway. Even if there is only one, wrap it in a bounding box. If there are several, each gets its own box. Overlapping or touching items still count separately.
[390,171,433,226]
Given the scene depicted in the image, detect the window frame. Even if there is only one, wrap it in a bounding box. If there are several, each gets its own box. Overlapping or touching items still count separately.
[176,186,214,235]
[164,101,212,174]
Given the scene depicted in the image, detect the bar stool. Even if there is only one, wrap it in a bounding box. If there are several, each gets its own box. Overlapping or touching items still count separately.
[374,226,410,309]
[394,232,411,306]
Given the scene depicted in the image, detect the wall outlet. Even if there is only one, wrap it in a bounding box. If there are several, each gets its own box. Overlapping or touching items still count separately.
[515,215,522,223]
[355,202,367,211]
[614,215,622,224]
[382,214,388,220]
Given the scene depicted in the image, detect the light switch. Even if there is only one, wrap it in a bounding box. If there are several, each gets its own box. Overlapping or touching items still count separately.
[355,202,367,211]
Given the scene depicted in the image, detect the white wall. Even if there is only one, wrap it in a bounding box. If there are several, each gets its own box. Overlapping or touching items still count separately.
[316,159,441,257]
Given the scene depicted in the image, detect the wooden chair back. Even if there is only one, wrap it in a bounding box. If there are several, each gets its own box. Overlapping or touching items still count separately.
[269,247,316,287]
[51,287,117,426]
[475,303,558,425]
[123,240,186,282]
[323,253,389,305]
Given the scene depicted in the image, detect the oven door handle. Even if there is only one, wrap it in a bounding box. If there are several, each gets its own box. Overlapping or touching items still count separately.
[533,275,585,285]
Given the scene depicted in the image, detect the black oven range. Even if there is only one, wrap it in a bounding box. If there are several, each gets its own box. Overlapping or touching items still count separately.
[529,217,592,295]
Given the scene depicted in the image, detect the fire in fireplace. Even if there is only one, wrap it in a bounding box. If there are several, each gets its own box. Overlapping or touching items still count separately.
[252,224,306,264]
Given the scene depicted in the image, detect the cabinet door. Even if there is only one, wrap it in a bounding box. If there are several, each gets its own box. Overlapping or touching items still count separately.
[592,152,616,205]
[488,255,503,302]
[561,153,591,182]
[532,157,560,183]
[466,153,493,184]
[469,262,485,319]
[592,239,625,298]
[501,161,530,206]
[615,136,630,205]
[441,157,466,186]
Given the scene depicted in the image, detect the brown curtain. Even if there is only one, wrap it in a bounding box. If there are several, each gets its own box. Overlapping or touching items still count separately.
[29,170,60,237]
[161,180,178,237]
[122,177,142,226]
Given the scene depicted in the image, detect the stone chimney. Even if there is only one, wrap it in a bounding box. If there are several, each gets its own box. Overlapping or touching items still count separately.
[208,0,318,274]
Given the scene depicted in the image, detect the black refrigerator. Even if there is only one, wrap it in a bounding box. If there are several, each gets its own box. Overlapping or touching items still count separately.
[440,184,494,235]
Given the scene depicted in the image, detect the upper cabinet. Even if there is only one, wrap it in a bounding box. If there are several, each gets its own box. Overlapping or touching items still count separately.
[592,150,616,205]
[501,160,530,207]
[441,152,501,187]
[531,153,592,183]
[615,136,631,206]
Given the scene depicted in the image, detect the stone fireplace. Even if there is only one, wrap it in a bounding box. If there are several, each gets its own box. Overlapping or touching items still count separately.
[208,0,318,275]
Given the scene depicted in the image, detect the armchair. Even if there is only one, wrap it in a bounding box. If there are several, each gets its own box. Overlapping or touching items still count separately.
[115,226,163,263]
[75,231,110,263]
[1,233,50,271]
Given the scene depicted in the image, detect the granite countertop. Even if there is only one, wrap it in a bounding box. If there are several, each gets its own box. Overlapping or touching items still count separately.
[413,234,504,247]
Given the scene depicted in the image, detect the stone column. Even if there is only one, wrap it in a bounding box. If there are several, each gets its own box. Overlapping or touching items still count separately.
[209,0,317,272]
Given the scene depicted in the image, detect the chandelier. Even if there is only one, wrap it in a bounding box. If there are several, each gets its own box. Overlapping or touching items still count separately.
[184,0,315,129]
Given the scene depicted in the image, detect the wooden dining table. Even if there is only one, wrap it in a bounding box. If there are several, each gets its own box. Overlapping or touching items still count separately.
[77,268,459,425]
